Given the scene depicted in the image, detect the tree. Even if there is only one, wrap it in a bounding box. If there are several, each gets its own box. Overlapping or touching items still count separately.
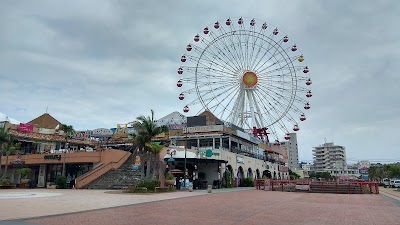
[131,110,168,179]
[146,142,164,179]
[0,127,10,175]
[60,124,74,177]
[2,134,21,179]
[288,169,300,180]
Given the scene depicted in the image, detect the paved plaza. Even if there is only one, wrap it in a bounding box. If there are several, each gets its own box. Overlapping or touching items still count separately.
[0,188,399,225]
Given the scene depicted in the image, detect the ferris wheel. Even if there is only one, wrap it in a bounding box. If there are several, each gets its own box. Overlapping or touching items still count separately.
[176,17,313,142]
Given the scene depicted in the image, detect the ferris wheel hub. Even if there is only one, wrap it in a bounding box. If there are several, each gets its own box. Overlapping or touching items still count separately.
[242,71,258,87]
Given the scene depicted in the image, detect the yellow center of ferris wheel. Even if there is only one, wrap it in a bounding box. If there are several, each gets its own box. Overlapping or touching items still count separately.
[242,71,258,87]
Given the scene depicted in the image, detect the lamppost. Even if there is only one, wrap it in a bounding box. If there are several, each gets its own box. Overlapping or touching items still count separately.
[62,142,68,177]
[184,125,188,187]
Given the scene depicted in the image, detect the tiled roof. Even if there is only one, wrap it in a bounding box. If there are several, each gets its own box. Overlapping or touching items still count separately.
[10,130,93,145]
[28,113,61,129]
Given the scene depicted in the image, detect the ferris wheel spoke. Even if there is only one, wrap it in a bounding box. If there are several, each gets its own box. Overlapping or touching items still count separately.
[205,85,240,115]
[229,24,247,71]
[193,44,239,75]
[255,87,293,125]
[254,45,292,73]
[249,30,274,70]
[213,27,246,71]
[188,53,238,76]
[201,32,242,73]
[256,53,300,75]
[203,39,242,73]
[255,54,300,75]
[216,86,242,123]
[251,36,284,72]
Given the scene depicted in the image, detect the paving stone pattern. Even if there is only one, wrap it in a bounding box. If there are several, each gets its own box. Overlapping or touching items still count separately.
[22,190,400,225]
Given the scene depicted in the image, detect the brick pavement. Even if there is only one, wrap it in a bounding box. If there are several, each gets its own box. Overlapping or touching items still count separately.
[2,190,397,225]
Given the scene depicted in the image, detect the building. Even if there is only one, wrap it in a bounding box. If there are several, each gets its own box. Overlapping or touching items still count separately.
[287,133,299,170]
[312,142,359,180]
[313,142,347,172]
[166,111,289,188]
[0,113,99,187]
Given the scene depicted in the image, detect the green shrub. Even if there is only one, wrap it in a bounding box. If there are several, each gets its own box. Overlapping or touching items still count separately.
[165,173,174,180]
[0,179,13,185]
[55,176,67,189]
[241,177,254,187]
[137,179,161,191]
[17,168,32,179]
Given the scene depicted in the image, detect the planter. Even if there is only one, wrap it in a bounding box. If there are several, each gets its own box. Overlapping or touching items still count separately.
[21,179,30,185]
[165,180,175,186]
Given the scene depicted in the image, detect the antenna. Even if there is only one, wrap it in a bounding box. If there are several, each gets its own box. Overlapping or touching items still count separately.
[46,106,49,113]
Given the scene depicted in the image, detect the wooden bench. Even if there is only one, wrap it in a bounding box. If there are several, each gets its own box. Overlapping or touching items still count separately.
[0,184,16,189]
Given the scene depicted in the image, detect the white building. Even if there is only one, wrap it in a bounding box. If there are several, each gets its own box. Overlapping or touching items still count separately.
[312,142,360,180]
[287,133,299,170]
[313,142,347,172]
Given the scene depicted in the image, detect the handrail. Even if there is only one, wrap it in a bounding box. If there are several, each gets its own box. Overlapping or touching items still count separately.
[75,151,131,189]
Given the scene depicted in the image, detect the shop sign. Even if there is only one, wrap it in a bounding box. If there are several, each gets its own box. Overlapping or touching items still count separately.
[198,149,220,158]
[169,124,186,130]
[19,123,33,133]
[44,155,61,161]
[184,125,223,133]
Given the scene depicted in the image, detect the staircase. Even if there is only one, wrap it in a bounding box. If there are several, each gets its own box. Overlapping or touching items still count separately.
[85,155,142,189]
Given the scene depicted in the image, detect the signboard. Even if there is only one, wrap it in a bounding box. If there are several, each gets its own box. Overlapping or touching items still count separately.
[184,125,223,133]
[359,168,368,175]
[19,123,33,133]
[169,124,186,130]
[198,149,221,159]
[44,155,61,161]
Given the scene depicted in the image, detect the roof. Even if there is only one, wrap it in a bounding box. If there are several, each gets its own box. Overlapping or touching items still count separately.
[28,113,62,129]
[0,112,21,124]
[10,130,93,145]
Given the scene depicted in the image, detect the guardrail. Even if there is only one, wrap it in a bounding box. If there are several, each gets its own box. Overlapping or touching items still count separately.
[75,151,131,189]
[255,179,379,194]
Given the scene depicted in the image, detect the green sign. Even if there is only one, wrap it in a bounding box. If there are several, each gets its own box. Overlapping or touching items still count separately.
[44,155,61,161]
[199,149,220,158]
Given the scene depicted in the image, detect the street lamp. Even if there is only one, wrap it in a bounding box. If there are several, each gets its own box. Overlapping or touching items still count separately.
[184,126,188,187]
[62,142,68,177]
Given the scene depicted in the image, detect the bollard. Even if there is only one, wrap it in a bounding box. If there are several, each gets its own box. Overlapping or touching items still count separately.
[207,185,212,193]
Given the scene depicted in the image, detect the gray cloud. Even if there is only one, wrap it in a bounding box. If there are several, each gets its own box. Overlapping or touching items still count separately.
[0,0,399,163]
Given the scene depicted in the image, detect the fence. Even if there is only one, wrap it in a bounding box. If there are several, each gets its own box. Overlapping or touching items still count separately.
[255,179,379,194]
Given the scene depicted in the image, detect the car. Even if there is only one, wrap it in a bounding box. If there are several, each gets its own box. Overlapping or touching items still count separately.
[382,178,390,188]
[393,180,400,188]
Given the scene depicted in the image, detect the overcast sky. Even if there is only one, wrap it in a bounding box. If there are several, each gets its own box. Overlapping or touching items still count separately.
[1,0,399,164]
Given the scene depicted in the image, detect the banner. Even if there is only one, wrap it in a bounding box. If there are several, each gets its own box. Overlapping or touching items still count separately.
[19,123,33,133]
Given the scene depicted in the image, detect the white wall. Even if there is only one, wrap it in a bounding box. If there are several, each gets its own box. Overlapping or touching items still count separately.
[219,150,282,179]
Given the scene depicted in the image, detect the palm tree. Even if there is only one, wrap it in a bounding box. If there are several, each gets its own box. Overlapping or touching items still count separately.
[131,110,168,179]
[146,142,164,179]
[2,134,21,179]
[0,127,10,175]
[60,124,74,177]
